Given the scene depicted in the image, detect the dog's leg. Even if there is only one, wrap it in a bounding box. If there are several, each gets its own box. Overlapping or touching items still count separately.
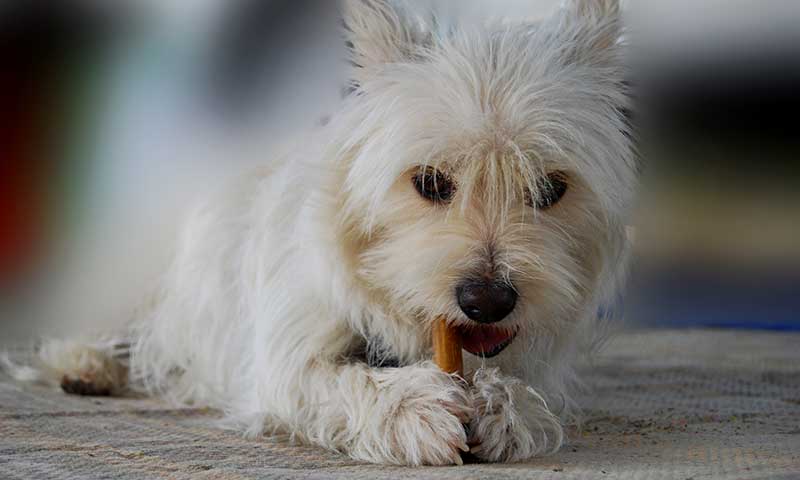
[279,360,473,466]
[467,367,563,462]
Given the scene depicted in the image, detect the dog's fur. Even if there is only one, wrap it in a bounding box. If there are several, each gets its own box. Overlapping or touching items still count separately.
[7,0,635,466]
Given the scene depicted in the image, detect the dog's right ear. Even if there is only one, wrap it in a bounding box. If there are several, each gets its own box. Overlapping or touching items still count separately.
[342,0,427,84]
[557,0,622,65]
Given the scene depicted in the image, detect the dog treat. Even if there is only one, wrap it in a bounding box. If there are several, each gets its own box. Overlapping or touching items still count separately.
[432,316,463,377]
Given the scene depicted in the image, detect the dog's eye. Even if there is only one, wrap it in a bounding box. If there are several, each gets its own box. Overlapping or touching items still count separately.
[413,167,455,203]
[526,171,569,209]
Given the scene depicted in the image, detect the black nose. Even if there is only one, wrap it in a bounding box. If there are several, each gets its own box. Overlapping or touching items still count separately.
[456,281,518,324]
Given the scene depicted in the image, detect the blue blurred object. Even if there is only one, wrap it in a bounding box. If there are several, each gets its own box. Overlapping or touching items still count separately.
[628,264,800,331]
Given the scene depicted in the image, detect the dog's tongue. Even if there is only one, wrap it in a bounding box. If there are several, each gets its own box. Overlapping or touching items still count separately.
[459,325,516,357]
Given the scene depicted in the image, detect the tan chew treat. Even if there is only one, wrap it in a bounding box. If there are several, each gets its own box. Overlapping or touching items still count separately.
[432,316,463,377]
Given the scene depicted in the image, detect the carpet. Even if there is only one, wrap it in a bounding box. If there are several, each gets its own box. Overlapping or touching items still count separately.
[2,329,799,479]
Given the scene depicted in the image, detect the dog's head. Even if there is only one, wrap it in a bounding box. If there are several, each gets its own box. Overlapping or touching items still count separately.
[335,0,635,358]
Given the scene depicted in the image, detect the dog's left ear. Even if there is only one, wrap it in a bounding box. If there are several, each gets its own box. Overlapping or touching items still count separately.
[557,0,622,65]
[341,0,428,85]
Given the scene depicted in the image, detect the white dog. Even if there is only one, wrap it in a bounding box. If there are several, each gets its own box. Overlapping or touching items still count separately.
[11,0,635,466]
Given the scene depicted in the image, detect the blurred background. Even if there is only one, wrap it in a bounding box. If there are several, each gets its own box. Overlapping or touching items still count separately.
[0,0,798,340]
[628,0,800,331]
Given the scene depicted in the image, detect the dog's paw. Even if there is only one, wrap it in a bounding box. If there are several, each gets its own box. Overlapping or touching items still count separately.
[354,362,473,466]
[467,368,563,462]
[37,340,128,396]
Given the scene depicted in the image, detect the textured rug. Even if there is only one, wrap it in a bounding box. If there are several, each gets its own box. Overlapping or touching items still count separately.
[2,329,799,479]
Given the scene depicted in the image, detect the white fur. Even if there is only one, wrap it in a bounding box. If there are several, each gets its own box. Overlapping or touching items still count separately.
[469,367,563,461]
[7,0,635,466]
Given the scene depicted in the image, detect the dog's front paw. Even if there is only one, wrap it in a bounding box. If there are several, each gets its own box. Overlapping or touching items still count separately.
[468,368,563,462]
[353,362,472,466]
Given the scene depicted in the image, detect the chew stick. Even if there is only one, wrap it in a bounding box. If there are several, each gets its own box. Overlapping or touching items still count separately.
[432,316,463,377]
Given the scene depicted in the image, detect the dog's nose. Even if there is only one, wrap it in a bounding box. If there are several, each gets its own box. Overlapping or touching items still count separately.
[456,281,517,324]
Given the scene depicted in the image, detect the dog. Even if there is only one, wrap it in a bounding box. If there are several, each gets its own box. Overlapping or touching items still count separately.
[8,0,635,466]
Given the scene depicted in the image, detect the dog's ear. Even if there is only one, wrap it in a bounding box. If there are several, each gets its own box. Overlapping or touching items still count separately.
[557,0,622,65]
[568,0,620,19]
[342,1,427,80]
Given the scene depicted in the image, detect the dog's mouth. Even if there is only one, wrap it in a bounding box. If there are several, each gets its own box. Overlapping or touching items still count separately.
[457,324,518,358]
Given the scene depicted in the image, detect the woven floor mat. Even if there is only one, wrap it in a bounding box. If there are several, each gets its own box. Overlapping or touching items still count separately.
[2,329,799,479]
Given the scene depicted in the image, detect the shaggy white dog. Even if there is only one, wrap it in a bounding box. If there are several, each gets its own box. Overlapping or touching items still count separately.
[8,0,635,466]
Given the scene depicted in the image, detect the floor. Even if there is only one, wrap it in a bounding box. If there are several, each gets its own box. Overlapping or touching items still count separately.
[2,329,799,479]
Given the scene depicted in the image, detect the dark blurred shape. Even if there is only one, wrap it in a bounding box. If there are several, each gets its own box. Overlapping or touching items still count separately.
[0,3,133,286]
[642,48,800,161]
[209,0,340,119]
